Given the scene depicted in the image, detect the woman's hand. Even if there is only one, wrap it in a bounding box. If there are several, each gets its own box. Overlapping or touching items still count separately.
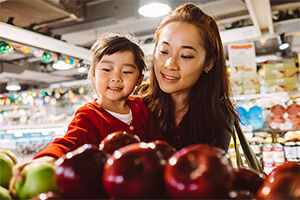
[9,156,56,196]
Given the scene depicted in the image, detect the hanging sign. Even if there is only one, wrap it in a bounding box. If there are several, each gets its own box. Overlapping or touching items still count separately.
[228,42,257,77]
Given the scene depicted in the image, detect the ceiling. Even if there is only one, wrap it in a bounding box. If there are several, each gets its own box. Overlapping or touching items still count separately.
[0,0,300,94]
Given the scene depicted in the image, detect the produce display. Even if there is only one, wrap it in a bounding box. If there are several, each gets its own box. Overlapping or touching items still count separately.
[0,150,18,200]
[231,167,264,198]
[0,185,12,200]
[257,161,300,199]
[15,162,57,199]
[164,144,235,199]
[55,144,107,199]
[103,142,166,198]
[99,130,141,155]
[1,131,300,199]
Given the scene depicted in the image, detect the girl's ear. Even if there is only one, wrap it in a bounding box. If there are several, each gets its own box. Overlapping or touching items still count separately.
[136,74,144,86]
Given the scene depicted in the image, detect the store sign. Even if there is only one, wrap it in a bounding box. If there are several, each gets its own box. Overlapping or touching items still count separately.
[228,42,257,76]
[228,42,259,95]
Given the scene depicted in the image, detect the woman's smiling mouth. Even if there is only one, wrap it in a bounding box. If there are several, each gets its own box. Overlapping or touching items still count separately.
[161,72,180,80]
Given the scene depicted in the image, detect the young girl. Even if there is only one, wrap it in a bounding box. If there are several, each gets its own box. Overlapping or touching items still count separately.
[10,33,162,193]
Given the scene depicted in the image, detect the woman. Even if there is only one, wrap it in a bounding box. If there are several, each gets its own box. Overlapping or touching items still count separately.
[140,3,239,151]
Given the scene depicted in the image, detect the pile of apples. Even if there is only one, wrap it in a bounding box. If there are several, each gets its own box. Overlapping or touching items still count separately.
[2,131,300,199]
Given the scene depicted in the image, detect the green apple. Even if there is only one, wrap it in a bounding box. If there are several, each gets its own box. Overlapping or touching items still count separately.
[15,162,57,200]
[0,153,13,188]
[0,149,18,165]
[0,185,12,200]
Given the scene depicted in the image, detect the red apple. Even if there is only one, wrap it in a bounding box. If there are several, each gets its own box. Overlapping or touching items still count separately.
[103,142,165,198]
[99,131,141,155]
[232,167,264,195]
[257,162,300,199]
[54,144,107,199]
[228,190,254,199]
[148,140,176,164]
[31,191,61,200]
[164,144,235,199]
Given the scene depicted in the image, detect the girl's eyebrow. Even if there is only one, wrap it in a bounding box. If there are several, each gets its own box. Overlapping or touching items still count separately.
[99,60,112,64]
[162,41,198,52]
[99,60,137,68]
[123,64,137,68]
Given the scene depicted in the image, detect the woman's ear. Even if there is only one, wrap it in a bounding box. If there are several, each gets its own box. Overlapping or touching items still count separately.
[204,58,215,73]
[136,74,144,86]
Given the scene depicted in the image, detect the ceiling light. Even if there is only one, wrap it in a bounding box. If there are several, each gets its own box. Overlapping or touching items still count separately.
[278,33,289,50]
[279,43,289,50]
[77,65,88,73]
[6,82,21,91]
[138,1,170,17]
[52,60,73,70]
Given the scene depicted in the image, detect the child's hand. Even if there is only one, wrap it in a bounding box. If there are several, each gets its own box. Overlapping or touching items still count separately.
[9,156,56,196]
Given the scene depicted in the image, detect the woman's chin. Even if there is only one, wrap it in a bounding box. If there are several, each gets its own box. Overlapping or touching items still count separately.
[159,85,177,94]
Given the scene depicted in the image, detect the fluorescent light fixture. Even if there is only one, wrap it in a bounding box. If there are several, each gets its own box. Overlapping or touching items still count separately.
[0,22,92,62]
[6,82,21,91]
[77,65,88,73]
[279,43,289,50]
[138,1,170,17]
[52,60,73,70]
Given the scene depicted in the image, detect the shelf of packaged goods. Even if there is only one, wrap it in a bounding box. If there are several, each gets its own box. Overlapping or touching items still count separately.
[252,128,300,133]
[0,123,67,131]
[233,92,291,101]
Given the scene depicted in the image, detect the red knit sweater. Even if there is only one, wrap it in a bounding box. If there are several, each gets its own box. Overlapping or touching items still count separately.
[34,96,162,159]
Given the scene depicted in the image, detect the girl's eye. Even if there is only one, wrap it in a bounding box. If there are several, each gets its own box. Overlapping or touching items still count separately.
[181,55,194,59]
[123,71,133,74]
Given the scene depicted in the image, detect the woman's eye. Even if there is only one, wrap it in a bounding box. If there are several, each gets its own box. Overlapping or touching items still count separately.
[181,55,194,59]
[102,68,110,72]
[160,50,168,55]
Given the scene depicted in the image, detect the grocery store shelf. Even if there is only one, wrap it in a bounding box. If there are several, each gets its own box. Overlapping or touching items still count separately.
[254,128,300,133]
[0,123,67,131]
[233,92,290,101]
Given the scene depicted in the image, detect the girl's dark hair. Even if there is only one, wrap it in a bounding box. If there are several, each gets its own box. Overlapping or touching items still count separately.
[141,3,239,145]
[88,33,146,88]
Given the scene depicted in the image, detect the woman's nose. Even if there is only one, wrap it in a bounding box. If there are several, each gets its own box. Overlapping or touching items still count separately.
[164,57,179,70]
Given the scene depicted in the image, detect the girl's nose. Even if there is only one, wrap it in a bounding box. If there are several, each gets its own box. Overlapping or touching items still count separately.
[111,73,122,82]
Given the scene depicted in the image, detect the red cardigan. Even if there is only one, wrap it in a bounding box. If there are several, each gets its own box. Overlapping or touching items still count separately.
[34,96,162,159]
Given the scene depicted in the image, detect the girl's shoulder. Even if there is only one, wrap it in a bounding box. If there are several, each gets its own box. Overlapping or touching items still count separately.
[74,99,103,114]
[128,95,144,104]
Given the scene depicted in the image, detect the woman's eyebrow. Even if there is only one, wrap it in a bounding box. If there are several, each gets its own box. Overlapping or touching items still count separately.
[161,41,197,52]
[162,41,169,45]
[182,45,198,52]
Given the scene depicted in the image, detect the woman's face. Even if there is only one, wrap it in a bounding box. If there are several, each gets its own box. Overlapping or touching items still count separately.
[154,21,209,97]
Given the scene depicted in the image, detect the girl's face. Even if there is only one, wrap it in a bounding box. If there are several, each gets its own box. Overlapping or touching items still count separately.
[94,51,143,104]
[154,21,211,97]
